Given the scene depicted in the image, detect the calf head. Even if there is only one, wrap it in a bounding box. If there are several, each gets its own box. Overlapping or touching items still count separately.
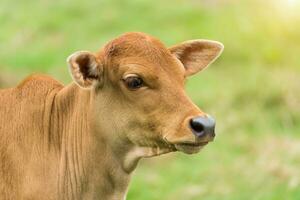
[67,32,223,156]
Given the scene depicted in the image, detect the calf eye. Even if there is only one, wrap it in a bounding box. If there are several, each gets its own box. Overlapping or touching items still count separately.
[123,76,144,90]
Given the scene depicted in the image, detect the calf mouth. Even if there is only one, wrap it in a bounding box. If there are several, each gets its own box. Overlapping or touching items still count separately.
[174,141,209,154]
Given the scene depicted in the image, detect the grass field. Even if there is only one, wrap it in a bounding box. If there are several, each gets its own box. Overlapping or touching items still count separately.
[1,0,300,199]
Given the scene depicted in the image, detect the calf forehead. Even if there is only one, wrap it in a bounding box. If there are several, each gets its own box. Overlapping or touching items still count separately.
[103,32,185,78]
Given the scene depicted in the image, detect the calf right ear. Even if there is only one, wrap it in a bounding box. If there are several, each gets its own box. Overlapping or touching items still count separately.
[67,51,103,89]
[169,40,224,76]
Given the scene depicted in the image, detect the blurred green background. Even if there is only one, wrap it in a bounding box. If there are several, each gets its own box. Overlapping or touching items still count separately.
[1,0,300,199]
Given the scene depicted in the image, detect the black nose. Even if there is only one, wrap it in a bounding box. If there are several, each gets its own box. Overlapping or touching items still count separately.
[189,115,216,138]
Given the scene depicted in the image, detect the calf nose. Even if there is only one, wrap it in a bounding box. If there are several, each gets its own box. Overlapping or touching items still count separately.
[189,115,216,138]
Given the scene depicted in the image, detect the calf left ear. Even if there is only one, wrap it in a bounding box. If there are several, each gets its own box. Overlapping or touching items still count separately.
[67,51,103,89]
[169,40,224,76]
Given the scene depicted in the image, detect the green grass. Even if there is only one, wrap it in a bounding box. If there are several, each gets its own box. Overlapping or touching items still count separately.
[1,0,300,199]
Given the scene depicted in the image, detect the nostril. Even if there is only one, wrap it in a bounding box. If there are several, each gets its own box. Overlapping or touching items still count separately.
[189,118,205,135]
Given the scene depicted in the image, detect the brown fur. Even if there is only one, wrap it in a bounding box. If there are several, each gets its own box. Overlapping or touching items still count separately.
[0,32,223,200]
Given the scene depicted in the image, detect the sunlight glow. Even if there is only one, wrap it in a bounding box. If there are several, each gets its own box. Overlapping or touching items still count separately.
[273,0,300,18]
[287,0,298,6]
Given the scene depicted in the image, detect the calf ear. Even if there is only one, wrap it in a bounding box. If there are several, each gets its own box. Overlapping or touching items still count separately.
[67,51,103,89]
[169,40,224,76]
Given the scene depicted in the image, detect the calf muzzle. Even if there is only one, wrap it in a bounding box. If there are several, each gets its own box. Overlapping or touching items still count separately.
[189,115,216,138]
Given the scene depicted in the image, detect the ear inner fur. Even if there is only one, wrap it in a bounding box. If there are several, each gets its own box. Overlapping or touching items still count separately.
[67,51,102,89]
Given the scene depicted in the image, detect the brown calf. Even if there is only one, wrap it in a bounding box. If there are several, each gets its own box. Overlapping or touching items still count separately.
[0,32,223,200]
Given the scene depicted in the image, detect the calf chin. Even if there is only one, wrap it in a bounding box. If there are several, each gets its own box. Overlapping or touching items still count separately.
[175,143,206,154]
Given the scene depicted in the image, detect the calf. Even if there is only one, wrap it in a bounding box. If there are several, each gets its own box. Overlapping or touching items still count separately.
[0,32,223,200]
